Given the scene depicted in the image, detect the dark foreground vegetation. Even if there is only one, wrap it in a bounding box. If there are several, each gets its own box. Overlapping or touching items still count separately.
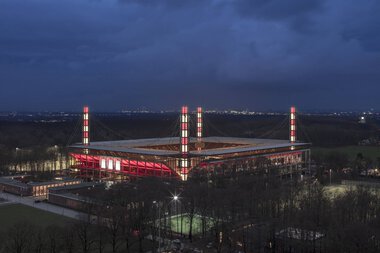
[1,175,380,253]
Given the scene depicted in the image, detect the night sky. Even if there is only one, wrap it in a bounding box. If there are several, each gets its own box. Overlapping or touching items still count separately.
[0,0,379,112]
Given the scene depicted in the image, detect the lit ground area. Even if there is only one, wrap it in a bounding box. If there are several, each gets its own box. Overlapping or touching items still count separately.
[324,183,380,199]
[0,203,74,231]
[324,184,352,198]
[313,146,380,161]
[162,214,214,235]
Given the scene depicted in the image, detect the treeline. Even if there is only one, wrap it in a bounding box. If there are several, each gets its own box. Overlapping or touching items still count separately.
[1,176,379,253]
[1,114,379,149]
[0,146,69,175]
[312,150,380,184]
[0,217,152,253]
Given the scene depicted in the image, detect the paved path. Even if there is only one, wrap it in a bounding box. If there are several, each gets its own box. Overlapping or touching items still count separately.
[0,200,15,206]
[0,191,85,220]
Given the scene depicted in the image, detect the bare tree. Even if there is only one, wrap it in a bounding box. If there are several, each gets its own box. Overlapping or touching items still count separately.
[75,212,95,253]
[62,225,76,253]
[33,227,45,253]
[104,206,124,253]
[4,222,35,253]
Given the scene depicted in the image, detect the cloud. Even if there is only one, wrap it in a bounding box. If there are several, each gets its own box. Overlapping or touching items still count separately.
[0,0,379,111]
[232,0,325,20]
[338,0,380,52]
[230,0,326,33]
[118,0,207,9]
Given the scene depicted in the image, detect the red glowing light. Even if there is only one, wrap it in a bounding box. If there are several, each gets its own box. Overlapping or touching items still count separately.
[180,106,189,180]
[83,106,90,146]
[70,153,176,178]
[290,106,296,143]
[197,107,203,151]
[182,106,188,114]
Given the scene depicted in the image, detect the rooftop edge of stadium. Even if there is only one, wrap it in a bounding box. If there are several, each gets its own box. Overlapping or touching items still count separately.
[69,136,310,157]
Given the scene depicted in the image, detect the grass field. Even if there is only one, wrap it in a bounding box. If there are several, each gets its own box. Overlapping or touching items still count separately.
[323,184,352,198]
[324,183,380,199]
[0,204,74,231]
[162,214,214,235]
[313,146,380,161]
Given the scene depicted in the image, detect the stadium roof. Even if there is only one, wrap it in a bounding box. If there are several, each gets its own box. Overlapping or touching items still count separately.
[70,137,310,157]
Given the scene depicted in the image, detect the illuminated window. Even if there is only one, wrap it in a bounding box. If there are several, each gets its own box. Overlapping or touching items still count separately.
[101,159,106,169]
[115,160,121,171]
[108,159,113,170]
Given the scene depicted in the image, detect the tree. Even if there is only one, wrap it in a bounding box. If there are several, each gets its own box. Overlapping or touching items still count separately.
[103,205,124,253]
[75,213,95,253]
[62,225,76,253]
[4,222,35,253]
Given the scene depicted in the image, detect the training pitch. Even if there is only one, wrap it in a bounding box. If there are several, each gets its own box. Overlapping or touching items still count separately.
[160,213,214,235]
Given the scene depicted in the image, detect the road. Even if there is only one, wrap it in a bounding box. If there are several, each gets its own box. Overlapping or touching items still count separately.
[0,191,85,220]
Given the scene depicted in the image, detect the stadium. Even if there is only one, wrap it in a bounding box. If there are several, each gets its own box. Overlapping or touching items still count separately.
[69,106,311,181]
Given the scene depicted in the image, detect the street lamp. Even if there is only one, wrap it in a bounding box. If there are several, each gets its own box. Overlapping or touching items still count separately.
[15,148,20,171]
[172,195,180,235]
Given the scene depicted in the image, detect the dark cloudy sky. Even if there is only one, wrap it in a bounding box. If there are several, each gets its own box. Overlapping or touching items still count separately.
[0,0,379,111]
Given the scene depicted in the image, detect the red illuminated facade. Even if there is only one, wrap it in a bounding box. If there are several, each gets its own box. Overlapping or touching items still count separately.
[71,153,175,179]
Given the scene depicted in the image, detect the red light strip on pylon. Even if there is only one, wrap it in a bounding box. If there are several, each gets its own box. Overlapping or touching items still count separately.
[180,106,189,180]
[197,107,202,151]
[290,106,296,143]
[83,106,89,146]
